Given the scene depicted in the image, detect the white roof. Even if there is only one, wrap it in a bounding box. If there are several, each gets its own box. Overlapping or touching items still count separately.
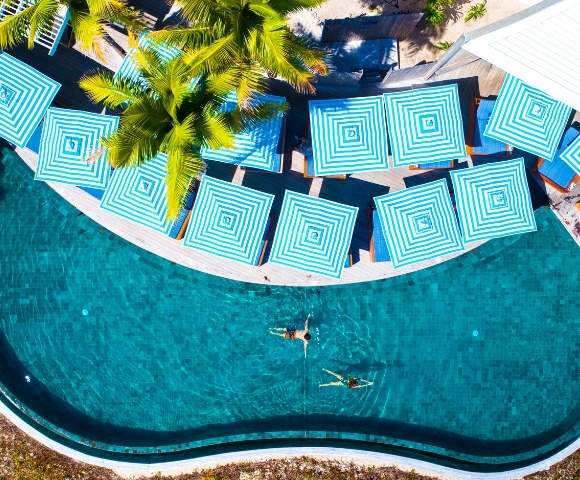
[462,0,580,111]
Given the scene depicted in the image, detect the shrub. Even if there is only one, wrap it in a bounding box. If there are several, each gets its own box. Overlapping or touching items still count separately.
[435,41,454,50]
[465,1,488,22]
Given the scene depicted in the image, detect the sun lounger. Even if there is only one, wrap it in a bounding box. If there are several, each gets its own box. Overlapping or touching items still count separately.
[468,97,511,158]
[409,160,455,170]
[537,126,580,192]
[369,209,390,262]
[169,185,198,240]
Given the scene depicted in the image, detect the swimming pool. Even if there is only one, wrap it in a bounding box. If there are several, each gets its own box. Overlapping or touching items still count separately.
[0,148,578,470]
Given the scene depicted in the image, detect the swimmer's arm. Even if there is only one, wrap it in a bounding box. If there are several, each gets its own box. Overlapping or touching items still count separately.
[322,369,344,381]
[319,381,343,388]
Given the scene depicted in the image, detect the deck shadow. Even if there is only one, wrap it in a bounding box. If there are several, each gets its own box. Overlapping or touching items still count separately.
[9,45,111,113]
[319,176,389,262]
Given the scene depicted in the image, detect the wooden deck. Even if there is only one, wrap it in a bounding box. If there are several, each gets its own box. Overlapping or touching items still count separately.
[15,40,574,286]
[16,144,484,287]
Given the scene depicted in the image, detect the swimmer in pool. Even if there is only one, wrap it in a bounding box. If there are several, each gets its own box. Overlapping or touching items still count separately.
[269,314,312,357]
[319,368,373,389]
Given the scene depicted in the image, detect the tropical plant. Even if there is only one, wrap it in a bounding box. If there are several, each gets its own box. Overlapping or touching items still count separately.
[423,0,455,26]
[80,47,284,219]
[465,1,487,22]
[435,40,453,51]
[149,0,328,103]
[0,0,143,59]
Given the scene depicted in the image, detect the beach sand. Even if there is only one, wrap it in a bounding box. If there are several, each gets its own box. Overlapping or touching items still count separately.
[289,0,530,68]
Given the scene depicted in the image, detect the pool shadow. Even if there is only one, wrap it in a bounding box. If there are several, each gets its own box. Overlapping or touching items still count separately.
[319,177,389,263]
[0,329,577,466]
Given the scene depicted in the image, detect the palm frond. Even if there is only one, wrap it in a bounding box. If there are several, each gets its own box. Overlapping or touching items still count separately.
[201,106,236,150]
[182,34,237,74]
[268,0,326,16]
[175,0,220,25]
[149,25,218,49]
[165,150,204,219]
[162,114,196,158]
[28,0,59,49]
[0,4,35,50]
[80,72,143,108]
[69,11,107,60]
[255,23,315,93]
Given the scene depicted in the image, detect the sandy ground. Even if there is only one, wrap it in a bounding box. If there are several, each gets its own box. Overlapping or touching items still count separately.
[1,414,579,480]
[289,0,530,68]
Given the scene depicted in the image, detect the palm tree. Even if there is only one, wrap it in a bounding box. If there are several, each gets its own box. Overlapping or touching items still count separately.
[149,0,328,102]
[80,46,284,219]
[0,0,142,59]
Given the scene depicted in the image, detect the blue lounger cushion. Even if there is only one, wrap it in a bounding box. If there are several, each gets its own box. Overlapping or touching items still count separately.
[474,99,508,156]
[169,189,197,239]
[255,216,273,266]
[371,209,390,262]
[539,126,579,190]
[79,186,105,200]
[415,160,454,169]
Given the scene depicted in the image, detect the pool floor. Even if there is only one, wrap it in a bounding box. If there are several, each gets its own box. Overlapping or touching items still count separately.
[0,149,578,468]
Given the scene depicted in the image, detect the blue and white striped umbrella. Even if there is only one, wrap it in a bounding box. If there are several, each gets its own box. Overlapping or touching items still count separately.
[383,84,466,167]
[183,176,274,265]
[309,95,389,175]
[100,153,173,234]
[0,53,60,147]
[484,75,572,160]
[374,179,464,268]
[201,93,286,172]
[115,35,181,86]
[269,191,358,278]
[35,108,119,188]
[560,134,580,174]
[450,158,537,242]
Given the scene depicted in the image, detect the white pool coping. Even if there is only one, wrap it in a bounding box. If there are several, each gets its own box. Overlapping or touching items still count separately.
[15,147,486,287]
[1,402,577,480]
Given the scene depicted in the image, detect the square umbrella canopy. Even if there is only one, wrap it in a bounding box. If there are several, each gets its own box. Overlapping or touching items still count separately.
[183,176,274,265]
[114,34,181,87]
[201,93,286,172]
[484,74,572,160]
[268,191,358,278]
[35,108,119,188]
[450,158,537,242]
[383,84,466,167]
[0,52,60,147]
[560,132,580,174]
[374,179,464,268]
[309,95,389,176]
[100,153,174,235]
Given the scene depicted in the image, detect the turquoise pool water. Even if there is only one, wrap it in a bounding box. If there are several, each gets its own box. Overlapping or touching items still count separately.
[0,148,578,469]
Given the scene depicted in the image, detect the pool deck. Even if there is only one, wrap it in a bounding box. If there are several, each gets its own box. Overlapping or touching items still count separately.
[20,51,579,287]
[17,147,485,286]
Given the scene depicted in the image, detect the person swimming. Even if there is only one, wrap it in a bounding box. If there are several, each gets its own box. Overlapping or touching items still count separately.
[319,368,373,389]
[269,314,311,356]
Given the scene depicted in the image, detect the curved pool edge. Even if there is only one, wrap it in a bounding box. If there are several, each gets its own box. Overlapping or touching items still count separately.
[1,402,577,480]
[14,147,486,287]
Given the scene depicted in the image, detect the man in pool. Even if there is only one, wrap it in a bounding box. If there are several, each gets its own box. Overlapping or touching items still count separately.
[319,368,373,389]
[269,314,311,357]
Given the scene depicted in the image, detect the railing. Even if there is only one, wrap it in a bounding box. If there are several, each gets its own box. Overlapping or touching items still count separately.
[0,0,69,55]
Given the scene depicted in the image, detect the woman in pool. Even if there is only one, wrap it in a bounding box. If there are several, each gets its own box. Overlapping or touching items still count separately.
[269,314,311,356]
[319,368,373,389]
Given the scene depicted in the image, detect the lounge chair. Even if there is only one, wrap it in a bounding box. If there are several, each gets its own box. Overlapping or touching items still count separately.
[368,209,390,262]
[409,160,455,171]
[169,183,199,240]
[257,215,276,266]
[537,126,580,192]
[302,147,347,179]
[344,249,354,268]
[468,97,511,158]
